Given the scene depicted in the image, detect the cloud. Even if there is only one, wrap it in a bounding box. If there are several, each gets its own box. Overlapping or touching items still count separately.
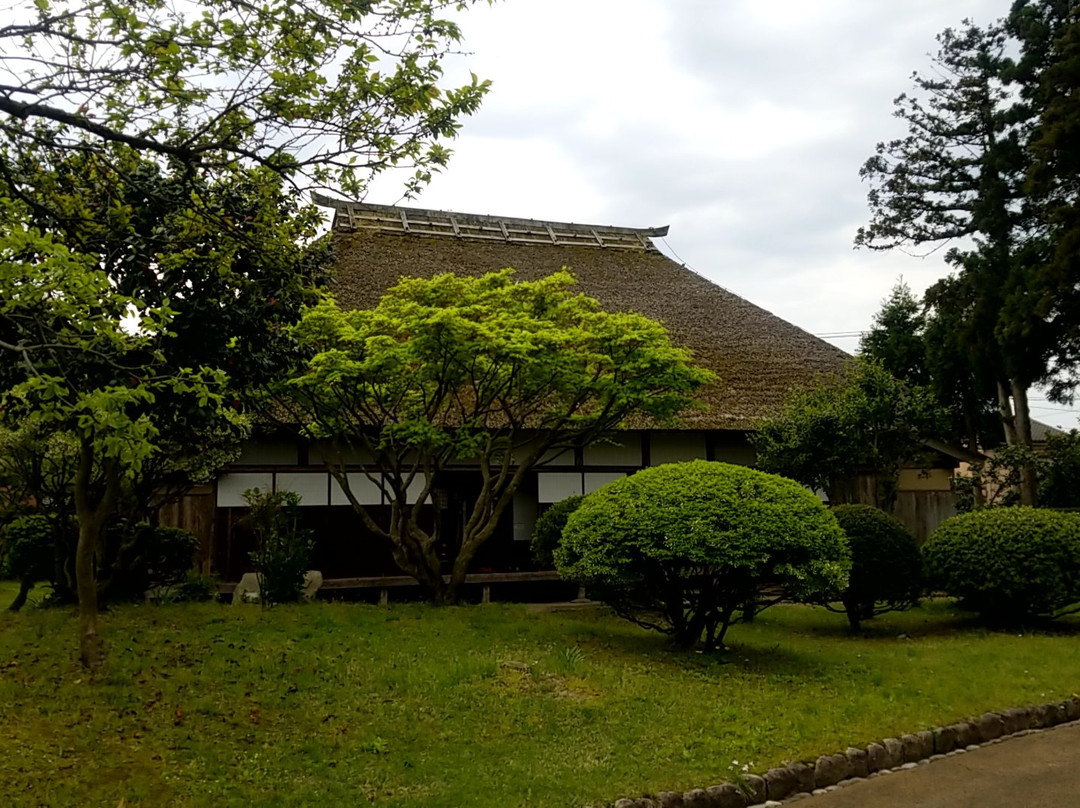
[366,0,1077,426]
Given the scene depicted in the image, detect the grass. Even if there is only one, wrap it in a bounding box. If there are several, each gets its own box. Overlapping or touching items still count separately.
[0,582,1078,807]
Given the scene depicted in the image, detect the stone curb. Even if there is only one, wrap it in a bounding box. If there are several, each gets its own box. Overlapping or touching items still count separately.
[604,696,1080,808]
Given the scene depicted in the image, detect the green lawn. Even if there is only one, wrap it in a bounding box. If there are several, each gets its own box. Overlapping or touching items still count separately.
[0,583,1077,808]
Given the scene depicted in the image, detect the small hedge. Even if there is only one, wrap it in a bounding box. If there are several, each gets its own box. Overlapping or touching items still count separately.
[0,513,54,581]
[555,461,850,650]
[831,504,922,630]
[530,495,583,568]
[923,507,1080,621]
[243,488,314,606]
[103,521,200,601]
[0,513,55,611]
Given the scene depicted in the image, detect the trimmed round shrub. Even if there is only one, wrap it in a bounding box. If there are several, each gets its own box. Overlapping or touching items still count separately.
[555,460,850,650]
[0,513,53,581]
[142,525,200,587]
[830,504,922,630]
[175,570,221,602]
[530,495,583,567]
[923,507,1080,621]
[0,513,56,612]
[103,521,200,600]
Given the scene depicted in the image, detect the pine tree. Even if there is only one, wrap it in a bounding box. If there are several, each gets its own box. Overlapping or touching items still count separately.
[859,280,929,387]
[1013,2,1080,396]
[856,21,1051,503]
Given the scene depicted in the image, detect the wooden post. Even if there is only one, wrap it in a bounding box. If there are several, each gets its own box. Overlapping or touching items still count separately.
[379,588,388,606]
[482,584,491,604]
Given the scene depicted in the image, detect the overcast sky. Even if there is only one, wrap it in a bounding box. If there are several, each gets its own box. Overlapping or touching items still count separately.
[365,0,1077,430]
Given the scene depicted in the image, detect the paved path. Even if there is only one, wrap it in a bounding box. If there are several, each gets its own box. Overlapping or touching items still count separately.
[791,720,1080,808]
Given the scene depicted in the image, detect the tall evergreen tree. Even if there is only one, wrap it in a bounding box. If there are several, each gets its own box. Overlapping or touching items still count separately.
[1013,1,1080,395]
[859,280,929,387]
[859,278,1000,453]
[856,20,1053,503]
[922,274,1004,452]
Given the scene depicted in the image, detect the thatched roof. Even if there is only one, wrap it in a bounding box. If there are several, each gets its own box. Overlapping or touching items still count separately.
[317,195,850,430]
[1031,419,1068,443]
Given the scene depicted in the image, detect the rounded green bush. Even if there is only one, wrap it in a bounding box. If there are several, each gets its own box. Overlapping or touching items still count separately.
[923,507,1080,621]
[530,495,583,568]
[0,513,54,581]
[556,460,850,650]
[831,504,922,630]
[103,521,200,600]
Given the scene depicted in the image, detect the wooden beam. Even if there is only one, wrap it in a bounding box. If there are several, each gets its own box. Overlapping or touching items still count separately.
[312,570,563,590]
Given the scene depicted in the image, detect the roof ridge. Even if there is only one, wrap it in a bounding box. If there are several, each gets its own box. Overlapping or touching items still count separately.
[312,193,668,252]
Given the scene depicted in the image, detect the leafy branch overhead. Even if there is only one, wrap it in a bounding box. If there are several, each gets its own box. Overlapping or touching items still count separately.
[0,0,492,196]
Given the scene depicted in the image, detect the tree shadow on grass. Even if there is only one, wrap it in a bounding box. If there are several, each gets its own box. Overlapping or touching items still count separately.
[772,601,1080,640]
[554,612,846,684]
[548,599,1080,689]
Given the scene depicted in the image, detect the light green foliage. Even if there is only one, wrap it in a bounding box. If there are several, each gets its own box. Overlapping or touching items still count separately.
[0,201,241,475]
[530,495,583,568]
[0,0,491,198]
[0,422,79,515]
[829,504,922,631]
[924,507,1080,621]
[753,357,945,508]
[0,0,483,661]
[283,270,713,602]
[243,488,314,607]
[0,199,244,664]
[555,461,850,650]
[0,421,219,605]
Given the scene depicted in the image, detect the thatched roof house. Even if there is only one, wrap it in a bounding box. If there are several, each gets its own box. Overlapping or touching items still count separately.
[317,194,850,430]
[178,197,955,590]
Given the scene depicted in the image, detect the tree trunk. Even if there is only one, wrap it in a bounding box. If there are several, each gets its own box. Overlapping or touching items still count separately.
[388,517,449,604]
[961,404,986,506]
[447,524,498,603]
[75,515,105,669]
[446,476,523,603]
[842,596,863,632]
[1010,379,1038,507]
[391,540,447,603]
[72,441,120,670]
[7,578,33,612]
[997,380,1018,445]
